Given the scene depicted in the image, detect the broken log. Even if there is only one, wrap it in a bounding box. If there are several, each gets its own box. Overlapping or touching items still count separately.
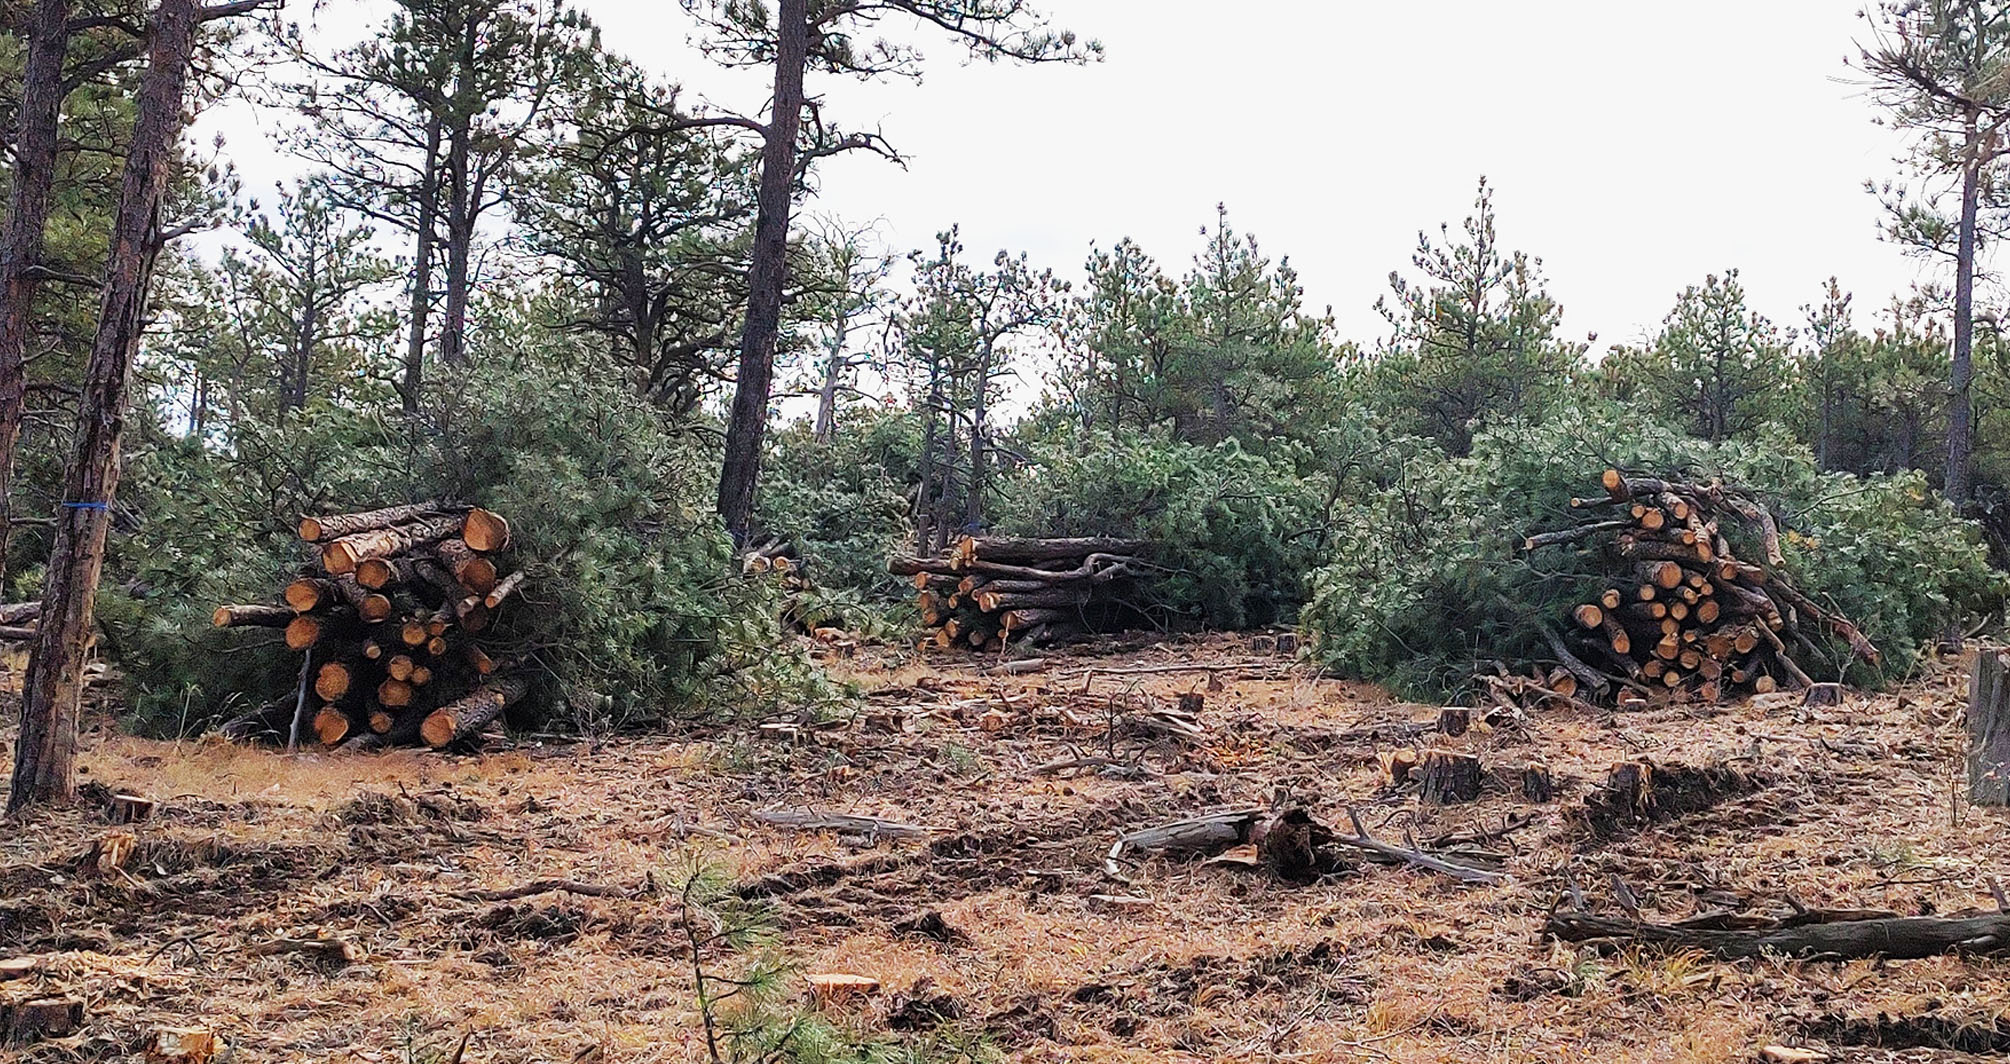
[434,538,497,594]
[420,676,528,747]
[321,513,466,575]
[212,604,294,629]
[299,501,451,542]
[1547,908,2010,961]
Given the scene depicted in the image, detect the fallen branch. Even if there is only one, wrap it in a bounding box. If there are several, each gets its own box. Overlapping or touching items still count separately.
[1547,908,2010,960]
[454,879,640,903]
[751,810,931,839]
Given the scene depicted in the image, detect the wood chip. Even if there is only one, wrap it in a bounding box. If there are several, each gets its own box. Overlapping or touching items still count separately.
[148,1026,221,1063]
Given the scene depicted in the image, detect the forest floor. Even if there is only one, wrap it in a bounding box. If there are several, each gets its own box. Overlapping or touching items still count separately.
[1,632,2007,1063]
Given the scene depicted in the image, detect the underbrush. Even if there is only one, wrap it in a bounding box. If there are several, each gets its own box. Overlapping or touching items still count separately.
[1299,411,2007,701]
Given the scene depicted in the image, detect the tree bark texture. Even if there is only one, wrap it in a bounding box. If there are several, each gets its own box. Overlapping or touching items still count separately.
[0,0,74,592]
[716,0,808,543]
[1970,646,2009,806]
[12,0,201,812]
[1947,110,1982,507]
[401,114,442,411]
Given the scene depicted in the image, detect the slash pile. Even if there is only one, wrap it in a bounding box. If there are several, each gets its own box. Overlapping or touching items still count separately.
[1520,469,1879,705]
[211,501,528,750]
[889,536,1148,650]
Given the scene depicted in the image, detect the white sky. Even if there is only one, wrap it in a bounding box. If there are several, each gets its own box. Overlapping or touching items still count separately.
[210,0,1953,357]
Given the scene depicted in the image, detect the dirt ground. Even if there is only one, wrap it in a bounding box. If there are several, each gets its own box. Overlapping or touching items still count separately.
[2,633,2007,1063]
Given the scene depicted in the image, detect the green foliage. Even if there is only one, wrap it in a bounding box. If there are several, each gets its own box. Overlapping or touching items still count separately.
[1599,270,1793,442]
[1300,408,2006,700]
[671,861,999,1064]
[1045,207,1346,453]
[111,338,846,735]
[757,413,920,598]
[1356,178,1585,456]
[990,428,1329,628]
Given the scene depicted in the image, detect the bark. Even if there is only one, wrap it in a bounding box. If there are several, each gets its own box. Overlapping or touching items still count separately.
[298,500,452,542]
[955,536,1148,565]
[433,537,497,592]
[1418,750,1484,804]
[964,338,997,530]
[212,604,295,628]
[1970,646,2009,806]
[320,513,466,574]
[1547,908,2010,961]
[0,0,72,592]
[400,114,442,412]
[421,675,527,747]
[12,0,201,812]
[1948,110,1982,507]
[717,0,809,543]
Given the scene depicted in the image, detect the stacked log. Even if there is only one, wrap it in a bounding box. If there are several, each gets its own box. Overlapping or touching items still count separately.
[1519,470,1879,705]
[0,601,42,644]
[890,536,1147,650]
[212,502,527,750]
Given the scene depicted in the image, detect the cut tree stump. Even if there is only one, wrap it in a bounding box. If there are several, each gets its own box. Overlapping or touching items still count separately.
[1803,682,1844,707]
[1418,750,1484,804]
[1970,647,2010,806]
[1521,764,1556,803]
[4,997,83,1043]
[1437,707,1472,738]
[1255,807,1319,881]
[108,792,155,824]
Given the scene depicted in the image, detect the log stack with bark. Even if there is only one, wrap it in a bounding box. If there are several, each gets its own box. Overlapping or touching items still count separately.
[889,536,1149,650]
[211,502,529,750]
[1516,469,1879,706]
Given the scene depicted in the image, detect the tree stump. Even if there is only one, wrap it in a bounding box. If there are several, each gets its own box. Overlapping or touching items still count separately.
[4,997,82,1043]
[1604,760,1656,820]
[1803,682,1843,707]
[1247,634,1276,655]
[1418,750,1484,804]
[1273,633,1299,656]
[1520,763,1555,803]
[1970,647,2010,806]
[1256,807,1319,881]
[1437,706,1472,738]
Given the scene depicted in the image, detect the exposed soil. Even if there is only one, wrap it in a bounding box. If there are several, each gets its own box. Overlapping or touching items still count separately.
[1,633,2006,1062]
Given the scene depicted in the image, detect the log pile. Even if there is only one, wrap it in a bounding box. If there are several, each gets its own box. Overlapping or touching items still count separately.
[0,601,40,645]
[889,536,1148,650]
[1519,469,1879,706]
[211,501,527,750]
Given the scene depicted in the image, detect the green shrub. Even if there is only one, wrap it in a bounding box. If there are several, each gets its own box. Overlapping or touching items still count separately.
[1300,406,2006,701]
[756,412,921,600]
[107,355,843,736]
[989,428,1329,628]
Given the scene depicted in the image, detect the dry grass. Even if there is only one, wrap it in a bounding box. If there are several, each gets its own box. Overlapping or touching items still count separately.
[1,634,2007,1063]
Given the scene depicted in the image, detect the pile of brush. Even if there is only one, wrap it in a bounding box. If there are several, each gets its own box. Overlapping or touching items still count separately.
[1517,469,1878,707]
[212,501,527,750]
[890,536,1148,650]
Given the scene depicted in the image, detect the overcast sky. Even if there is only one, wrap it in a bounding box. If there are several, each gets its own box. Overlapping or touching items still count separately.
[212,1,1953,355]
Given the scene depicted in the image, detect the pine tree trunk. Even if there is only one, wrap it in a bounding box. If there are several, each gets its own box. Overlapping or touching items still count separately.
[717,0,808,543]
[1947,112,1981,508]
[11,0,200,813]
[400,114,441,413]
[0,0,73,594]
[440,113,472,366]
[1970,647,2009,806]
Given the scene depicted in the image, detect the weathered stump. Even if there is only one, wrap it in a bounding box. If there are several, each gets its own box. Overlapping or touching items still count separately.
[1419,750,1484,804]
[1970,647,2010,806]
[1520,763,1555,803]
[1803,682,1844,707]
[1437,706,1472,738]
